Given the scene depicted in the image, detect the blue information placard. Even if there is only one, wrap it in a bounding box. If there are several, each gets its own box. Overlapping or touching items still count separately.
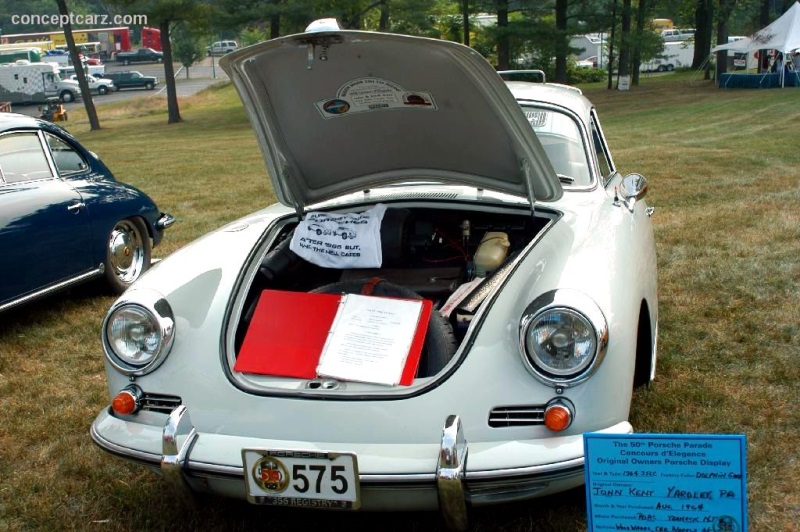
[584,433,747,531]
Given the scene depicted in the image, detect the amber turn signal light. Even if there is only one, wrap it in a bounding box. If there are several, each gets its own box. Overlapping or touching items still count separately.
[112,387,141,415]
[544,400,574,432]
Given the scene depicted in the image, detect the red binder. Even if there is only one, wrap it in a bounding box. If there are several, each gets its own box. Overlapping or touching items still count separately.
[234,290,431,386]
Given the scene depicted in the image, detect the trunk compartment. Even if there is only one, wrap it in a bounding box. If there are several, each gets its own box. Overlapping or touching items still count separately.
[233,202,554,385]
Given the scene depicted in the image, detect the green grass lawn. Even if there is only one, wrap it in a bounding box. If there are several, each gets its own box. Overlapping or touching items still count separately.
[1,72,799,531]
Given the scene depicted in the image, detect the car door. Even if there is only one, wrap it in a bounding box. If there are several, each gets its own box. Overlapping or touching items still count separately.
[0,130,93,306]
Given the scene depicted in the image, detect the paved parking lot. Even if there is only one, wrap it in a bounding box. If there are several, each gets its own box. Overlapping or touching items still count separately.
[10,56,229,118]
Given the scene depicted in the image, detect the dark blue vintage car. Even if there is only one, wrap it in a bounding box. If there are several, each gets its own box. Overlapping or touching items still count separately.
[0,113,173,312]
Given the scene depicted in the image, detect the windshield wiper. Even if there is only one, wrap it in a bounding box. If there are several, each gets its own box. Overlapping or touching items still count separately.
[557,174,575,185]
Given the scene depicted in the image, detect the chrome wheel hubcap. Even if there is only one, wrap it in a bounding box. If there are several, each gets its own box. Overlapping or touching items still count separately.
[109,221,144,283]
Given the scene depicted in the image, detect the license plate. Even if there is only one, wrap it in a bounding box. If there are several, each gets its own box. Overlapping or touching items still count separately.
[242,449,360,509]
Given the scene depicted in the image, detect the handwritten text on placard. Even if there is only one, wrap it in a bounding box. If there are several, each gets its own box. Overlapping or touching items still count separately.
[584,434,747,531]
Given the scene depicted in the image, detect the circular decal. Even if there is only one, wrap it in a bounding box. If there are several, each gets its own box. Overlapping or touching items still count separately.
[713,516,739,532]
[323,99,350,115]
[252,456,289,492]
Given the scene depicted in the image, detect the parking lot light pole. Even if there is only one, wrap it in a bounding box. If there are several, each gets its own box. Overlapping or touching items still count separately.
[210,38,216,79]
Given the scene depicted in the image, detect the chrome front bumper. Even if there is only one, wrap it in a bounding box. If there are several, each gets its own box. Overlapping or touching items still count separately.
[91,406,626,529]
[155,212,176,230]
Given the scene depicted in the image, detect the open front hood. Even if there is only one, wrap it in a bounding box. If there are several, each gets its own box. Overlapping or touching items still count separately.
[221,28,562,211]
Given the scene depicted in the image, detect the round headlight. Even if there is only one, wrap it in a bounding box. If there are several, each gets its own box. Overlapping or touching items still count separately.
[519,290,608,387]
[107,306,162,366]
[103,290,175,376]
[524,309,596,376]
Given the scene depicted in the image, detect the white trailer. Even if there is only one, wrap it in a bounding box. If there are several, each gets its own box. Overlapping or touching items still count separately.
[641,41,695,72]
[0,60,61,104]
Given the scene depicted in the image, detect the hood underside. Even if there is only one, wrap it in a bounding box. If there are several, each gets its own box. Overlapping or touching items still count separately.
[221,29,561,211]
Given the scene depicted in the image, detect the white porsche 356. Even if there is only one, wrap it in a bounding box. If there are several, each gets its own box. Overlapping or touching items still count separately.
[91,22,657,529]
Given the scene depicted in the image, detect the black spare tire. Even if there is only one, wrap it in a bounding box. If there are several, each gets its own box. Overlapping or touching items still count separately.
[310,279,457,379]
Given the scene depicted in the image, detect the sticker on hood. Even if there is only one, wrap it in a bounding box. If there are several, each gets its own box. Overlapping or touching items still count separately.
[315,77,437,119]
[290,204,387,268]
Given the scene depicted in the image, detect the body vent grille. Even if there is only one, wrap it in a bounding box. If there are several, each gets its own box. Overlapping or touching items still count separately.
[141,393,182,414]
[489,405,546,427]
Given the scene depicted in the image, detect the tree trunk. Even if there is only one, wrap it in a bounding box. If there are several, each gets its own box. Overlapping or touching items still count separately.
[554,0,568,83]
[760,0,770,25]
[693,0,713,71]
[56,0,100,130]
[463,0,470,46]
[608,0,618,90]
[270,15,280,39]
[758,0,770,72]
[715,0,734,81]
[160,21,181,124]
[497,0,509,70]
[379,0,389,31]
[617,0,632,84]
[632,0,648,85]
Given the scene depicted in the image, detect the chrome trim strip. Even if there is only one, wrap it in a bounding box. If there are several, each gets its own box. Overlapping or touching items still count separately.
[466,457,584,480]
[180,457,585,485]
[0,268,101,312]
[436,415,469,531]
[36,129,60,180]
[161,406,198,504]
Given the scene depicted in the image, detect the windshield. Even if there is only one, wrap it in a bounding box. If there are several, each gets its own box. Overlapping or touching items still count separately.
[521,105,592,187]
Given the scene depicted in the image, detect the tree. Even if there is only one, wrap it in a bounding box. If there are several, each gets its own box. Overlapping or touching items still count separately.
[55,0,100,130]
[462,0,470,45]
[617,0,632,84]
[110,0,212,123]
[693,0,714,73]
[631,0,648,85]
[497,0,510,69]
[715,0,737,79]
[554,0,569,82]
[172,22,206,78]
[607,0,618,89]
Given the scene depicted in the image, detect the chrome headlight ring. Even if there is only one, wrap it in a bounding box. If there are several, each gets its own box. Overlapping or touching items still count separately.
[519,289,608,388]
[102,288,175,377]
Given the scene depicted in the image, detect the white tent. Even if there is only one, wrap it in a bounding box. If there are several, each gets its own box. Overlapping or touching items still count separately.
[712,1,800,85]
[712,1,800,55]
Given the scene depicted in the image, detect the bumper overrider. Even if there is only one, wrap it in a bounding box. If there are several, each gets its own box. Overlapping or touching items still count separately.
[91,406,631,527]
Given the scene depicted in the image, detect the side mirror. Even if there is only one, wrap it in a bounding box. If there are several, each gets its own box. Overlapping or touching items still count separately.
[617,173,648,212]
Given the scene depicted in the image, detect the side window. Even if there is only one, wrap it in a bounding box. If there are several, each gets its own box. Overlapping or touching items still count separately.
[46,133,89,175]
[590,112,614,182]
[0,132,53,184]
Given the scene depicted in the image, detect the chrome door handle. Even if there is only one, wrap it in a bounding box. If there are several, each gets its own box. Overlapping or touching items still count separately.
[67,202,85,213]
